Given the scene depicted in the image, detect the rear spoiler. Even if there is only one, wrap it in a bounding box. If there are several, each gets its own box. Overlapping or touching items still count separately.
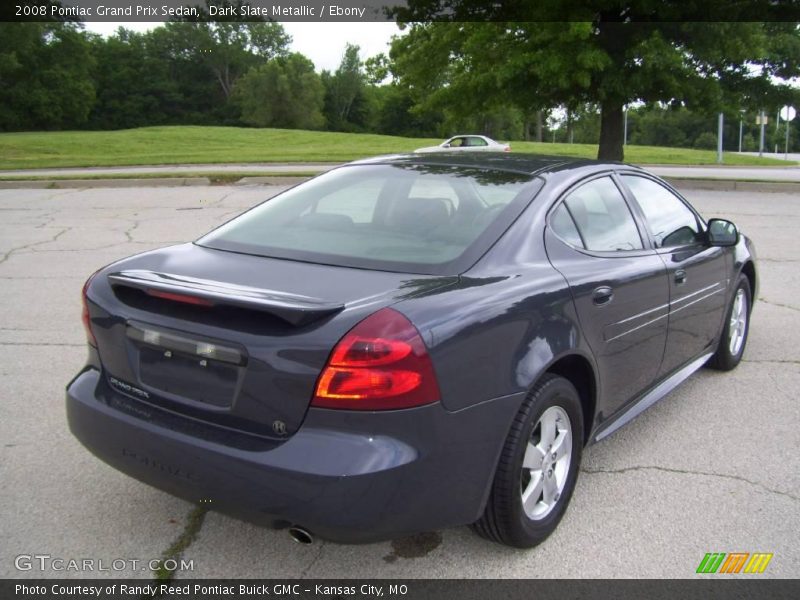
[107,269,345,327]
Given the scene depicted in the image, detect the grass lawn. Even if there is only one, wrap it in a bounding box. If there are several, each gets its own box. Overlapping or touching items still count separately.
[0,125,793,170]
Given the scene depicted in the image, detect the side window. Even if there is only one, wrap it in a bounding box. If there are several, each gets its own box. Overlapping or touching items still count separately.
[621,175,701,248]
[562,177,643,252]
[550,203,584,249]
[467,137,488,147]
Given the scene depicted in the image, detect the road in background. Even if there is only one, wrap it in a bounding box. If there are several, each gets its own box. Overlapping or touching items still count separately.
[741,152,800,162]
[0,185,798,578]
[1,162,800,182]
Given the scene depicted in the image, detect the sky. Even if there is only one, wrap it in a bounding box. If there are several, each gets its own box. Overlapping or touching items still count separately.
[83,22,401,72]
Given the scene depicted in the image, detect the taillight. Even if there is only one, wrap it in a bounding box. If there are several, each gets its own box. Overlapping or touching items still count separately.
[145,288,214,306]
[81,274,97,347]
[312,308,440,410]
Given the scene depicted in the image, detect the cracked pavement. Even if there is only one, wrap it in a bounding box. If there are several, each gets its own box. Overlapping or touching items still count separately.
[0,185,797,579]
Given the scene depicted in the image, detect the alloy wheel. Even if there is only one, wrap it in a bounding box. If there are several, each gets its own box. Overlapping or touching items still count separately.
[520,406,572,520]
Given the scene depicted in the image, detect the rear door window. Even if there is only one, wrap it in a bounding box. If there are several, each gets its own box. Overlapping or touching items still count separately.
[562,177,643,252]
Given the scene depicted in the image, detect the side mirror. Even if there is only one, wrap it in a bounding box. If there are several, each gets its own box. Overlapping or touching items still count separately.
[707,218,739,247]
[442,142,451,148]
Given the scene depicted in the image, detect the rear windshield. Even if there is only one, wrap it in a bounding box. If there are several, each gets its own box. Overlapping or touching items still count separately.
[197,163,541,274]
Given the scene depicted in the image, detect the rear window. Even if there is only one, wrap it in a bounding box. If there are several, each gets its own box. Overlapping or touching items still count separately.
[197,164,541,274]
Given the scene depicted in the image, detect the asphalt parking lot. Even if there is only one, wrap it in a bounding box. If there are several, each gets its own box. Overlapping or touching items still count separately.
[0,184,798,579]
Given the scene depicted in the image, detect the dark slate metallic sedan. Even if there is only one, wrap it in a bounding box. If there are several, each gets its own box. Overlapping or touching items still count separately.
[67,153,756,547]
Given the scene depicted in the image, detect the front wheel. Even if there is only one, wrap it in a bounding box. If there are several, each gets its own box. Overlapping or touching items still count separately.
[472,374,583,548]
[707,274,751,371]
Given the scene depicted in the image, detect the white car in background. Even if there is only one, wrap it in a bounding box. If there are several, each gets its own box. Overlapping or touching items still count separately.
[415,135,511,153]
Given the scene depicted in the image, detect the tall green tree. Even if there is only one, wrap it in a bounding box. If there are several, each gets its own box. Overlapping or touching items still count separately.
[89,28,183,129]
[0,22,95,130]
[162,1,291,107]
[234,53,325,129]
[160,20,290,101]
[322,44,373,131]
[390,2,800,160]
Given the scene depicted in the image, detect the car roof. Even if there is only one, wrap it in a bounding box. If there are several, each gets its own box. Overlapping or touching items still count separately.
[349,152,640,177]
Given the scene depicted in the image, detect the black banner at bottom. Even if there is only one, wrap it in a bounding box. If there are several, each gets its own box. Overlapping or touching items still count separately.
[3,579,800,600]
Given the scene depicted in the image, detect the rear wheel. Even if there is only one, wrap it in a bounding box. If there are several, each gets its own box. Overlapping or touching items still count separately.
[707,274,751,371]
[472,374,583,548]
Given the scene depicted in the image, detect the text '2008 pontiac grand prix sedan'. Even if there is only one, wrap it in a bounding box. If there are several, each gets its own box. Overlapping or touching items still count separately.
[67,153,756,548]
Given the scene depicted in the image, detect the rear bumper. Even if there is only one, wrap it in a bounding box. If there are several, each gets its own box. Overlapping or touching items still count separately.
[66,368,523,543]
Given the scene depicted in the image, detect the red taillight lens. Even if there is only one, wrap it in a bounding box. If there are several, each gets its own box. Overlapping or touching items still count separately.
[312,308,440,410]
[81,274,97,347]
[145,289,214,306]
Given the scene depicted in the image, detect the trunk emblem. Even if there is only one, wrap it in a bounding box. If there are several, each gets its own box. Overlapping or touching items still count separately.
[272,420,287,436]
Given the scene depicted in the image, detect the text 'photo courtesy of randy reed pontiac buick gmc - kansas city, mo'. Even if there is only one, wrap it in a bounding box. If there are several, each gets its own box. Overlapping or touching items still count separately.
[67,152,756,548]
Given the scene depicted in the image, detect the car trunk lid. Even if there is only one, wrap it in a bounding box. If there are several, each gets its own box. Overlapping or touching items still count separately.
[87,243,455,440]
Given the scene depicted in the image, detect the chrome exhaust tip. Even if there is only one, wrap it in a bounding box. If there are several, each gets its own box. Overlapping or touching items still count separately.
[288,526,314,545]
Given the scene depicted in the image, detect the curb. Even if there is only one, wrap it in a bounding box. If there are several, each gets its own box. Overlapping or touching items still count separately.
[0,177,212,189]
[1,175,798,194]
[664,178,800,194]
[235,176,312,186]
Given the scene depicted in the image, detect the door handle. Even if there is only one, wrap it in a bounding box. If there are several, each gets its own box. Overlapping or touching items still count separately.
[592,286,614,306]
[675,269,687,285]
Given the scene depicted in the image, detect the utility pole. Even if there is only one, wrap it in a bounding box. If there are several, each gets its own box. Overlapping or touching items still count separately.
[758,110,766,157]
[717,113,724,164]
[623,106,628,146]
[780,106,797,160]
[738,113,744,153]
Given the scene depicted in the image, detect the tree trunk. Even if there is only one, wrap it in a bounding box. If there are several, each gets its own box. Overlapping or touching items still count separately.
[598,100,625,161]
[535,110,543,142]
[566,109,573,144]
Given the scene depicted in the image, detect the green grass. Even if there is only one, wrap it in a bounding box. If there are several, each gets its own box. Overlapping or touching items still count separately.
[0,125,793,170]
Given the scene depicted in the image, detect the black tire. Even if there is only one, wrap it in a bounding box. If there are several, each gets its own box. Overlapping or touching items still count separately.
[707,274,751,371]
[472,374,583,548]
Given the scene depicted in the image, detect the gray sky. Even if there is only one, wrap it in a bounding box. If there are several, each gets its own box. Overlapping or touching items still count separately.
[83,22,400,72]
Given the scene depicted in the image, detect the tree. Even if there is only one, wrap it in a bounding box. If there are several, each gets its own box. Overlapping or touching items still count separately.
[0,22,95,131]
[234,53,325,130]
[89,28,183,129]
[390,2,800,160]
[143,15,290,125]
[164,1,291,101]
[322,44,373,131]
[371,84,445,137]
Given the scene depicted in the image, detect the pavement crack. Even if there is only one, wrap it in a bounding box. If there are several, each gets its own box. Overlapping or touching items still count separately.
[124,215,141,243]
[742,358,800,365]
[0,226,71,265]
[204,189,239,208]
[0,341,84,347]
[581,465,799,503]
[758,297,800,313]
[299,540,326,579]
[152,506,207,583]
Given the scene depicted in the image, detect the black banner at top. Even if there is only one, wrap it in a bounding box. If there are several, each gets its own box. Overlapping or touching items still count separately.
[2,0,800,23]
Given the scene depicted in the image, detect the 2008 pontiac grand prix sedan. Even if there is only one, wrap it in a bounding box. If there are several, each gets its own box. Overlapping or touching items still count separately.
[67,153,756,548]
